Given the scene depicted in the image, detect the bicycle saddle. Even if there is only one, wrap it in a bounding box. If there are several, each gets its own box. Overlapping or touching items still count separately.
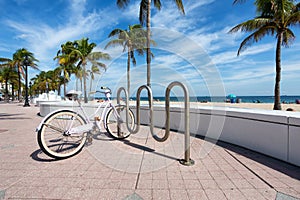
[66,90,82,100]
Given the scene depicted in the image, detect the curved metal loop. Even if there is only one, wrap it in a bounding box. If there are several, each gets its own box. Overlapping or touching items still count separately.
[117,85,169,141]
[117,81,194,165]
[117,85,154,135]
[165,81,193,165]
[116,87,134,133]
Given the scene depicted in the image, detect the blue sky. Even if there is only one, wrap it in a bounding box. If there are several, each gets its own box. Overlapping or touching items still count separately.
[1,0,300,97]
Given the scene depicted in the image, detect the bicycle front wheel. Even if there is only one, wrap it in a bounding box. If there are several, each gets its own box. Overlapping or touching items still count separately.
[37,110,87,159]
[106,105,135,139]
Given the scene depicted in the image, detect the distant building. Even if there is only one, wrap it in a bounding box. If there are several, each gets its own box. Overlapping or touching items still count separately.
[0,82,14,98]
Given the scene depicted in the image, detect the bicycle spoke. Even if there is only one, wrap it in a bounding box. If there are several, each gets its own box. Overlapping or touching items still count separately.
[38,110,87,159]
[106,106,134,139]
[43,123,65,133]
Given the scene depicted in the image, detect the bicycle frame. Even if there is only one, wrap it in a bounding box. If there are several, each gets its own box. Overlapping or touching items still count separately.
[36,88,121,135]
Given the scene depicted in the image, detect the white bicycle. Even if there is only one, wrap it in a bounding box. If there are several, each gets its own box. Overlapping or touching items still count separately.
[36,87,135,159]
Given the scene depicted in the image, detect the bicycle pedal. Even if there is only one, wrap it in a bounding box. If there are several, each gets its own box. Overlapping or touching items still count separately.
[85,135,93,146]
[94,116,101,121]
[118,132,124,138]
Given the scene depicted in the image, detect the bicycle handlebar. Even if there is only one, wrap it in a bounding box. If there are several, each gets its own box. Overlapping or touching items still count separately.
[89,87,111,95]
[96,86,112,94]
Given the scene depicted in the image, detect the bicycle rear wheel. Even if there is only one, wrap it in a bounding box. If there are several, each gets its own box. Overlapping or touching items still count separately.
[37,110,87,159]
[106,105,135,139]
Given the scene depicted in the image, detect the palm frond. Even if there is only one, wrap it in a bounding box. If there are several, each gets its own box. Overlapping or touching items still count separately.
[130,24,143,30]
[135,49,145,56]
[105,39,124,49]
[89,52,111,60]
[117,0,129,8]
[93,62,107,69]
[153,0,161,11]
[233,0,247,5]
[174,0,185,14]
[229,17,271,33]
[108,29,124,37]
[286,11,300,26]
[139,0,148,26]
[0,58,12,63]
[237,25,276,55]
[281,28,295,47]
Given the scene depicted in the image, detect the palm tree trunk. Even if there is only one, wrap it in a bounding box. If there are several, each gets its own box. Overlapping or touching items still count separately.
[76,78,78,91]
[146,0,151,87]
[63,70,67,99]
[57,85,61,96]
[90,75,93,92]
[18,69,21,101]
[83,64,88,103]
[127,51,131,96]
[273,33,282,110]
[5,79,9,102]
[12,83,15,101]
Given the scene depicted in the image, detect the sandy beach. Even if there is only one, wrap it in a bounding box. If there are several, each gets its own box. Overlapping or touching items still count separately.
[195,102,300,112]
[133,101,300,112]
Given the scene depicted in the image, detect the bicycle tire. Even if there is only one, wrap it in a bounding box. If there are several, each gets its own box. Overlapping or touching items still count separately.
[37,110,87,159]
[106,105,135,139]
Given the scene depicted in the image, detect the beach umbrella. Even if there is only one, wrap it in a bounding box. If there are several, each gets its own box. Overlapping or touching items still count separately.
[227,94,236,98]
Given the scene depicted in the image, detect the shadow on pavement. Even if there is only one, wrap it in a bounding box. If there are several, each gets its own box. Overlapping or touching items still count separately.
[30,149,57,162]
[0,113,31,120]
[122,140,179,161]
[195,134,300,181]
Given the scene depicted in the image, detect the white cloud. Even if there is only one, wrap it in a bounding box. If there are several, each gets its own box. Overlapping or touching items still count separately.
[240,43,274,56]
[3,0,299,96]
[5,0,117,72]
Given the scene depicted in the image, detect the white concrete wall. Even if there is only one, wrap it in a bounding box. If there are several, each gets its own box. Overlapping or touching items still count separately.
[40,102,300,166]
[39,101,105,120]
[134,106,300,166]
[288,116,300,166]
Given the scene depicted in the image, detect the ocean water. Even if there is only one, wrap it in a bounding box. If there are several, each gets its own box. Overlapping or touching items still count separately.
[130,96,300,104]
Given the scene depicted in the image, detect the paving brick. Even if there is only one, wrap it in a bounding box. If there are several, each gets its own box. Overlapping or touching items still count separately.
[169,189,189,200]
[258,189,277,200]
[232,178,256,189]
[200,179,219,190]
[223,188,246,199]
[152,189,171,200]
[240,188,266,200]
[204,188,227,200]
[187,189,208,200]
[215,178,236,190]
[183,179,202,190]
[1,103,300,200]
[152,179,169,189]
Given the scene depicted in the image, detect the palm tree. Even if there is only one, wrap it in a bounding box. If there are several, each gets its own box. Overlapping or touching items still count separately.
[53,67,66,96]
[117,0,185,87]
[0,57,12,100]
[105,24,150,95]
[73,66,83,91]
[0,57,17,101]
[54,41,78,98]
[0,58,12,65]
[88,65,102,92]
[31,71,48,94]
[71,38,110,103]
[229,0,300,110]
[0,67,18,102]
[12,48,39,101]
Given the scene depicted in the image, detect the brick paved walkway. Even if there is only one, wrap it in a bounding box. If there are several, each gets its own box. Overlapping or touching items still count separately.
[0,103,299,200]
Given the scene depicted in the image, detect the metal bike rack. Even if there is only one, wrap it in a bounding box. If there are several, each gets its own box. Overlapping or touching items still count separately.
[117,81,194,166]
